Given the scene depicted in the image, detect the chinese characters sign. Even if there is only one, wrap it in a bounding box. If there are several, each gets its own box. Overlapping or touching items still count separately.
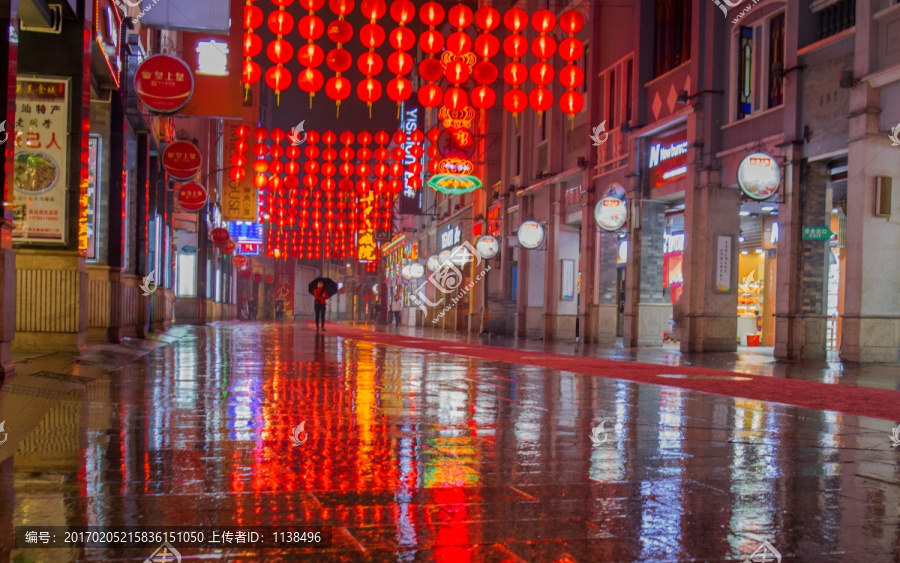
[715,235,732,293]
[275,260,295,317]
[222,122,257,221]
[162,140,202,180]
[356,190,378,262]
[12,77,69,244]
[134,54,195,114]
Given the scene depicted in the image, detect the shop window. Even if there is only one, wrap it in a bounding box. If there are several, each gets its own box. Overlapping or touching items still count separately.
[654,0,692,77]
[176,254,197,297]
[625,59,633,123]
[815,0,856,41]
[600,57,634,129]
[607,68,617,129]
[768,14,785,108]
[738,27,753,120]
[515,135,522,177]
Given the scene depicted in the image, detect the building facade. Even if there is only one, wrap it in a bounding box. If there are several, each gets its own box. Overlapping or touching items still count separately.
[386,0,900,363]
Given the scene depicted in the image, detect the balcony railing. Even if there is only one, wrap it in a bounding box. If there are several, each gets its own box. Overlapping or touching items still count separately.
[815,0,856,40]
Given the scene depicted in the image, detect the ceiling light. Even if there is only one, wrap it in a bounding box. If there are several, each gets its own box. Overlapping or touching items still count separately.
[761,206,775,212]
[739,236,745,242]
[831,208,839,214]
[741,250,749,255]
[755,248,764,253]
[739,211,750,217]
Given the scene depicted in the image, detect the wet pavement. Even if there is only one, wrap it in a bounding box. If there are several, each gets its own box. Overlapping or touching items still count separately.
[2,321,900,562]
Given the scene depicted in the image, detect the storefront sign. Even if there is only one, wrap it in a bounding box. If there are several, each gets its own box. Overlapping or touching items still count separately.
[438,249,452,264]
[440,225,462,250]
[664,232,685,256]
[210,227,231,246]
[232,254,248,268]
[222,123,257,221]
[409,263,425,279]
[427,255,441,272]
[162,140,202,180]
[86,135,101,260]
[475,235,500,259]
[517,221,545,250]
[12,77,70,244]
[737,152,781,200]
[220,239,236,254]
[715,235,732,292]
[487,202,502,237]
[594,184,628,232]
[399,104,423,214]
[134,54,195,114]
[648,128,689,189]
[401,265,411,280]
[177,182,207,211]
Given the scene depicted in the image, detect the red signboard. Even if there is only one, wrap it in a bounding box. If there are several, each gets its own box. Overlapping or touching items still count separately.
[275,260,295,317]
[162,141,202,180]
[177,183,207,211]
[254,273,263,282]
[233,254,248,268]
[487,202,502,237]
[210,227,231,246]
[221,240,236,254]
[134,54,195,114]
[265,275,275,284]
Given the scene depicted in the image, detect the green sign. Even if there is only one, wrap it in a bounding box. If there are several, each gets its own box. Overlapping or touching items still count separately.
[802,226,832,241]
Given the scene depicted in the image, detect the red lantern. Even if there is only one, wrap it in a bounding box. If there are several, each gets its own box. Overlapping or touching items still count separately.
[357,51,383,75]
[419,1,444,26]
[475,6,500,30]
[244,5,263,29]
[389,27,415,51]
[268,10,294,35]
[446,31,471,55]
[503,7,528,32]
[329,0,354,17]
[361,0,386,19]
[532,9,556,33]
[299,15,325,39]
[419,29,444,54]
[418,83,442,108]
[445,60,470,85]
[560,91,584,115]
[357,77,382,109]
[266,38,293,64]
[211,227,231,246]
[471,85,495,110]
[387,51,412,75]
[530,62,555,86]
[503,34,528,59]
[243,61,261,85]
[475,34,500,59]
[560,10,585,34]
[265,65,292,102]
[448,4,473,28]
[359,23,385,47]
[325,76,351,116]
[559,65,585,90]
[298,67,325,93]
[503,89,527,115]
[503,62,527,86]
[473,61,498,85]
[559,38,584,62]
[529,87,553,113]
[443,87,467,111]
[389,0,414,24]
[265,275,275,284]
[418,58,443,82]
[531,35,557,59]
[243,33,262,57]
[387,77,412,102]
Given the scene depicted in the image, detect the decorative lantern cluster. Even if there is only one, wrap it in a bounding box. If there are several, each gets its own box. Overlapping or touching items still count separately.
[241,2,587,118]
[246,125,425,260]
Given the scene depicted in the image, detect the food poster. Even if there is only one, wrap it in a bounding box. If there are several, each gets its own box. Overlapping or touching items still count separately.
[12,77,70,244]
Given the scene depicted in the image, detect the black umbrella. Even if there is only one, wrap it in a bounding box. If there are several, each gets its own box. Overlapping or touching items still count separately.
[309,277,339,298]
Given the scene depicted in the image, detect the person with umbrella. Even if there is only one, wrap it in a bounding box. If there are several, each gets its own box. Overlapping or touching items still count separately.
[309,277,338,331]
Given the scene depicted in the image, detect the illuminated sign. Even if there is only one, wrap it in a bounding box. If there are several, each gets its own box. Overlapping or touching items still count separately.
[737,152,781,200]
[648,128,689,189]
[134,54,195,114]
[594,184,628,232]
[426,255,441,272]
[487,202,502,237]
[664,232,685,256]
[427,174,483,195]
[440,226,462,250]
[475,235,500,259]
[518,221,545,250]
[399,104,422,214]
[196,40,229,76]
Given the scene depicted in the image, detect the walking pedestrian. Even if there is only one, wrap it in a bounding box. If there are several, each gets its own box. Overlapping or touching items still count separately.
[389,291,402,327]
[313,281,328,331]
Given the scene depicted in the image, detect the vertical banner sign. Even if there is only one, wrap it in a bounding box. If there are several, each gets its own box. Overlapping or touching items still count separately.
[715,235,732,292]
[222,122,257,221]
[357,189,378,262]
[86,135,101,260]
[561,259,576,300]
[12,77,70,244]
[275,260,295,317]
[399,103,422,215]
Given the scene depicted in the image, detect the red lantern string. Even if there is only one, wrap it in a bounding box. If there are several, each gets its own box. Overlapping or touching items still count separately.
[426,126,440,175]
[253,127,269,221]
[242,0,264,96]
[298,0,326,107]
[266,3,295,105]
[503,7,529,126]
[417,2,444,117]
[559,9,585,127]
[529,9,556,121]
[473,6,500,112]
[406,129,424,192]
[326,0,355,117]
[358,0,386,118]
[385,0,414,118]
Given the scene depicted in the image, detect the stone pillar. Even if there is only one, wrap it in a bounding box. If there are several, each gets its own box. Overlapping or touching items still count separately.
[623,200,668,347]
[842,86,900,361]
[595,229,620,344]
[681,178,742,353]
[774,158,829,359]
[514,196,531,337]
[542,185,561,339]
[135,133,150,338]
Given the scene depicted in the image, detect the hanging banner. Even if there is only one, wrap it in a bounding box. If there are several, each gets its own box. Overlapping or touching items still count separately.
[12,77,70,244]
[517,221,545,249]
[594,184,628,232]
[222,122,257,221]
[399,103,423,215]
[134,54,195,114]
[275,260,296,317]
[162,140,202,180]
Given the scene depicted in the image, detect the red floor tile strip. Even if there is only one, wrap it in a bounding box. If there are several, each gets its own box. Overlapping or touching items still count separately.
[323,323,900,422]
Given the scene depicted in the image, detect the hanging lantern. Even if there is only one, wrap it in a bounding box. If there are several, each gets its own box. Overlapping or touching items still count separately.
[559,10,585,126]
[242,1,264,95]
[298,0,327,106]
[503,7,529,125]
[325,1,355,116]
[265,5,295,104]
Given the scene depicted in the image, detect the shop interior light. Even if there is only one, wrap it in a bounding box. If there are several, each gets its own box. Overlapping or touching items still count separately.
[755,248,764,253]
[741,250,749,255]
[761,206,775,212]
[739,235,745,242]
[831,208,839,214]
[739,211,750,217]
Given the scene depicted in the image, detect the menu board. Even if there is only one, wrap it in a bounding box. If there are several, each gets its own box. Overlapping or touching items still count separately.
[12,77,70,244]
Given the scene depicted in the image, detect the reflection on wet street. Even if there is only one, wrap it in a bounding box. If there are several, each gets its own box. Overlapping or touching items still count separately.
[3,322,900,561]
